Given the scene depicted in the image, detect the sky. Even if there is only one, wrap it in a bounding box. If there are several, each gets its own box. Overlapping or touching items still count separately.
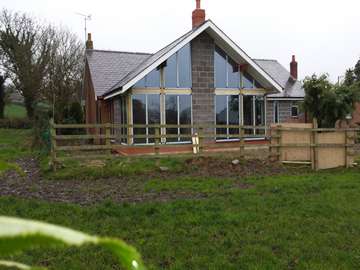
[2,0,360,82]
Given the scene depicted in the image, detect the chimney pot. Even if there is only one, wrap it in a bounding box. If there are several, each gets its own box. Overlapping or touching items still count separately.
[86,33,93,50]
[192,0,205,28]
[290,55,298,80]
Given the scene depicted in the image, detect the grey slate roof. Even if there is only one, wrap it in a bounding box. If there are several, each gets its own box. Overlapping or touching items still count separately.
[86,49,151,97]
[254,59,304,98]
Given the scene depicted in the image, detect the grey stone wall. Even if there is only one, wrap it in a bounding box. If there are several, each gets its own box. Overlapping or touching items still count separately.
[191,32,215,127]
[266,100,305,124]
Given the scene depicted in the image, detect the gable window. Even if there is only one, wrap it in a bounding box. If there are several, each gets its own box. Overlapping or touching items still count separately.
[215,46,240,89]
[164,43,192,88]
[134,68,161,88]
[291,103,299,118]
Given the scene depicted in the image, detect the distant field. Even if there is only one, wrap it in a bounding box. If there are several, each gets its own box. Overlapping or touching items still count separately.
[4,103,27,119]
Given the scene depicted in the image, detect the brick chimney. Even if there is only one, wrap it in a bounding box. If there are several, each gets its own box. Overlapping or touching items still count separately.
[290,55,298,80]
[192,0,206,28]
[86,33,93,50]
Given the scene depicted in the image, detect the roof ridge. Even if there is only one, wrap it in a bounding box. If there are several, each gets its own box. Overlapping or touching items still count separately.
[87,49,153,56]
[253,58,278,62]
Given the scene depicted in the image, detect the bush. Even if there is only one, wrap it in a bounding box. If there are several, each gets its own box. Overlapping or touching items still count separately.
[0,118,32,129]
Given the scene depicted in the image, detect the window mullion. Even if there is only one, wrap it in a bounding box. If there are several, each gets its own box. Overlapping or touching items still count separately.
[226,96,229,139]
[145,95,149,144]
[253,96,256,136]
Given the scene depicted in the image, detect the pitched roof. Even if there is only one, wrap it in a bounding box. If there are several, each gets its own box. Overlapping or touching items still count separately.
[106,27,197,96]
[254,59,304,98]
[86,49,151,97]
[103,20,283,99]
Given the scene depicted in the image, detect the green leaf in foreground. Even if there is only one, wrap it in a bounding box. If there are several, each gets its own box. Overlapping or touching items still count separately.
[0,260,45,270]
[0,217,146,270]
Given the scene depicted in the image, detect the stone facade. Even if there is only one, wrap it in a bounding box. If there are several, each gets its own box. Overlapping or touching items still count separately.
[266,100,305,124]
[191,32,215,127]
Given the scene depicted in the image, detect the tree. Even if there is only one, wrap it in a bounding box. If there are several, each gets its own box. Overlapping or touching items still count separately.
[355,59,360,82]
[44,29,84,123]
[0,9,54,118]
[0,73,5,118]
[303,74,360,127]
[344,69,355,86]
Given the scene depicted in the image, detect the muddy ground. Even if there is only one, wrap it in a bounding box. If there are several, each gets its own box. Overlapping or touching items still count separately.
[0,156,311,205]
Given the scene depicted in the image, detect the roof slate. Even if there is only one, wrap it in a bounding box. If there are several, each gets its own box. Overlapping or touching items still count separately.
[254,59,304,98]
[86,49,151,97]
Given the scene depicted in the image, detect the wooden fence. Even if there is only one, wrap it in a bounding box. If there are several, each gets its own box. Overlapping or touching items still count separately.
[49,120,359,171]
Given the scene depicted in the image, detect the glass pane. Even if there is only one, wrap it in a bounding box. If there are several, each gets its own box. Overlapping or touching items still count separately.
[243,96,254,135]
[216,95,227,139]
[178,44,192,88]
[215,46,227,88]
[255,96,265,135]
[146,68,161,88]
[134,77,146,88]
[243,72,254,89]
[179,95,192,141]
[132,95,146,144]
[164,54,177,88]
[254,80,263,89]
[121,96,128,144]
[147,95,160,143]
[228,95,240,136]
[228,57,240,88]
[165,95,178,142]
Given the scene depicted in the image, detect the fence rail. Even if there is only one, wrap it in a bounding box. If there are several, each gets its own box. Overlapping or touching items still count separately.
[49,120,360,171]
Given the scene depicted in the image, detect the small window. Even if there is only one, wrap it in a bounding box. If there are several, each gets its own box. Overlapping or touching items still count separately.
[291,104,299,118]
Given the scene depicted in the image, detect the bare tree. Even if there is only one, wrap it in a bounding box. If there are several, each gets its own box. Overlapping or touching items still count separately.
[44,28,84,122]
[0,9,84,121]
[0,73,5,118]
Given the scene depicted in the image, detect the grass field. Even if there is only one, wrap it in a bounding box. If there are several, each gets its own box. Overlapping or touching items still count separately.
[1,128,360,269]
[4,103,27,119]
[1,169,360,269]
[0,129,31,175]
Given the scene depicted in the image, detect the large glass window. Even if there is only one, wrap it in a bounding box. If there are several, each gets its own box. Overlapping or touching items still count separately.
[215,46,227,88]
[132,94,160,144]
[134,68,161,88]
[164,54,177,88]
[228,58,240,88]
[165,95,192,142]
[243,95,265,135]
[243,72,254,89]
[243,95,254,135]
[215,95,240,140]
[178,44,192,88]
[164,43,192,88]
[215,46,240,89]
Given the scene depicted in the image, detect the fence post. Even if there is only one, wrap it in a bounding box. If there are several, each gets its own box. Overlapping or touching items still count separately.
[312,118,318,170]
[49,118,57,172]
[198,127,204,154]
[155,127,160,156]
[105,123,111,146]
[239,125,245,159]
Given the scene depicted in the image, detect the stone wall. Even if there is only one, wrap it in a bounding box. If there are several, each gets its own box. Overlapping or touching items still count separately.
[191,32,215,127]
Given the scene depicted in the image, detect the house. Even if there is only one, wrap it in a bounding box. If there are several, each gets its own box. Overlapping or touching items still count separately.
[84,0,305,144]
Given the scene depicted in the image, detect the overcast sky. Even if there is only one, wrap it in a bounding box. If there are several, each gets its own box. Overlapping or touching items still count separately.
[2,0,360,82]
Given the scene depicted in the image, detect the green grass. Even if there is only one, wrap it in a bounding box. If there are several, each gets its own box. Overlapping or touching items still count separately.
[0,129,31,175]
[4,103,27,119]
[1,169,360,269]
